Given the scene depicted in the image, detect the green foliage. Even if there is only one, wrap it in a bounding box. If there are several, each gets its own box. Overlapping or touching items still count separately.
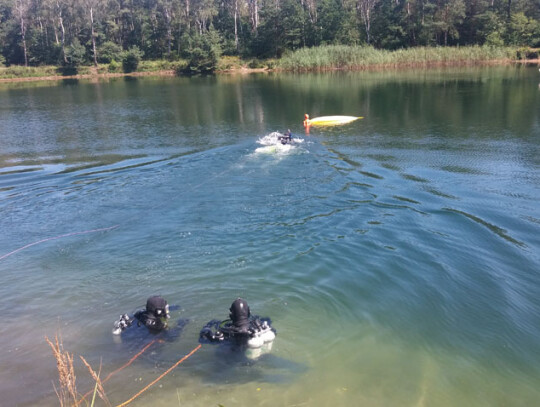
[478,11,506,46]
[220,38,238,56]
[108,59,120,72]
[317,0,343,45]
[249,4,283,58]
[507,12,539,47]
[64,39,87,67]
[485,32,506,47]
[179,32,221,75]
[98,41,123,64]
[371,0,407,49]
[0,65,59,79]
[62,39,86,74]
[280,0,305,50]
[28,36,64,66]
[265,59,277,69]
[0,0,536,69]
[122,46,144,73]
[137,59,184,72]
[248,59,264,69]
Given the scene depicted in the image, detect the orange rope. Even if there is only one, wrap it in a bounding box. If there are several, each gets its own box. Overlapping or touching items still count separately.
[77,339,159,405]
[104,339,160,382]
[116,344,202,407]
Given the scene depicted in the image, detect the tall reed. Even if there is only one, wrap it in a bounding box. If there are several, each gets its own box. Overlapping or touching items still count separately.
[278,45,519,71]
[46,335,79,407]
[46,335,108,407]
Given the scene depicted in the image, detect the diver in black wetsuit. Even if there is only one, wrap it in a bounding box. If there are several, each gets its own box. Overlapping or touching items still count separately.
[113,295,170,335]
[277,129,293,145]
[199,298,276,358]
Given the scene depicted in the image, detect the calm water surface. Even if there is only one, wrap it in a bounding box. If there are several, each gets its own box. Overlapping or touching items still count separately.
[0,67,539,406]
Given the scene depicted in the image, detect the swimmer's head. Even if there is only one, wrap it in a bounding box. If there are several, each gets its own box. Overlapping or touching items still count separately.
[229,298,250,327]
[146,296,170,319]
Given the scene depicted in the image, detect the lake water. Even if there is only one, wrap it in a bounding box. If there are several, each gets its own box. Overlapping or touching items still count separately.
[0,66,539,406]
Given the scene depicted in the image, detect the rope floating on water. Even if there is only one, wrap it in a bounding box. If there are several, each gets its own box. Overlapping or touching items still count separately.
[76,339,160,406]
[104,339,161,383]
[0,225,119,261]
[116,344,202,407]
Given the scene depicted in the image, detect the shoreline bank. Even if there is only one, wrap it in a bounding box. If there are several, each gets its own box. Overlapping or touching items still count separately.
[0,69,176,83]
[0,59,538,84]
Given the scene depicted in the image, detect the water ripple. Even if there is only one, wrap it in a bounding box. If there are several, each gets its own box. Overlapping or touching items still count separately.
[444,207,527,248]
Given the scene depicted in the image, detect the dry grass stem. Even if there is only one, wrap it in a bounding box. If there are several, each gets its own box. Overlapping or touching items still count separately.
[80,356,111,406]
[46,335,79,407]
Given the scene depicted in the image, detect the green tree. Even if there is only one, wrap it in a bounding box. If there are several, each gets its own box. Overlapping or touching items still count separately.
[506,11,539,46]
[434,0,466,45]
[317,0,345,45]
[83,0,105,66]
[98,40,122,63]
[63,37,86,73]
[479,10,506,46]
[181,29,221,74]
[250,0,283,57]
[357,0,380,45]
[15,0,30,66]
[122,44,143,72]
[371,0,408,49]
[280,0,305,50]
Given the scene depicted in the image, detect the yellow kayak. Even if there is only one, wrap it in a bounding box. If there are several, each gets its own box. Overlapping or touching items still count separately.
[304,115,363,127]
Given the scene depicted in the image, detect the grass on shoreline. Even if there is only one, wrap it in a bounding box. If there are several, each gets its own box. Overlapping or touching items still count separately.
[0,45,536,81]
[278,45,522,71]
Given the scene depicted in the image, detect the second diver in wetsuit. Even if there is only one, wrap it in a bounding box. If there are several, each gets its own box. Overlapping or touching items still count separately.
[113,295,170,335]
[199,298,276,359]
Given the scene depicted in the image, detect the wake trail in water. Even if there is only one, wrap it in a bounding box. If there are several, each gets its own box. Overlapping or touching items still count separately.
[0,146,249,261]
[254,132,305,155]
[1,132,310,262]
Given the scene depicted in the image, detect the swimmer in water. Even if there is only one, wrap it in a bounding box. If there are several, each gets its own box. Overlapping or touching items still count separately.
[277,129,293,145]
[113,295,170,335]
[199,298,276,359]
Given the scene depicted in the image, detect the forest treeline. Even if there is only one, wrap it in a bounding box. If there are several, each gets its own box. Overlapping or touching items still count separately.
[1,0,539,69]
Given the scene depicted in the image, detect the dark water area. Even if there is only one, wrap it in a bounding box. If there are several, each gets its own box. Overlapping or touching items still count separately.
[0,66,539,406]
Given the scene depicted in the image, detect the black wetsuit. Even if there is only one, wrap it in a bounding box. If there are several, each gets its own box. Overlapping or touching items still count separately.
[113,296,171,335]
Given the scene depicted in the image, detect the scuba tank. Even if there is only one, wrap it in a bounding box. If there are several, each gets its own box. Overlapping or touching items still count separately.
[246,318,276,349]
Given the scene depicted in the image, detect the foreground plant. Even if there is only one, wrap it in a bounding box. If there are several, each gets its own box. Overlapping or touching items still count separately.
[46,335,79,406]
[46,334,109,407]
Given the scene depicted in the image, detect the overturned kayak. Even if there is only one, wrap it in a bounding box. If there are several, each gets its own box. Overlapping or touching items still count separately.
[304,115,363,127]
